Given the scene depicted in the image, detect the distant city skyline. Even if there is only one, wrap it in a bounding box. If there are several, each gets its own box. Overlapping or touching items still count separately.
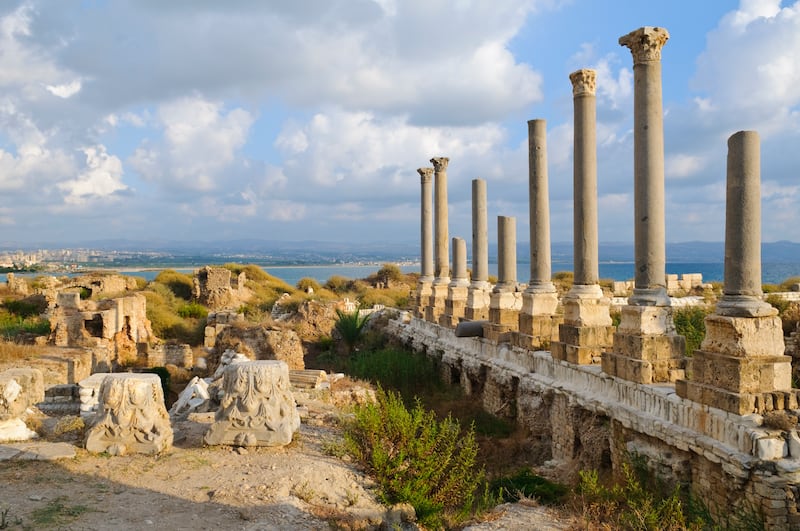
[0,1,798,245]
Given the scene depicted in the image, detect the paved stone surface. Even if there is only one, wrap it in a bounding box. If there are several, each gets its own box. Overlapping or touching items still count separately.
[0,441,76,461]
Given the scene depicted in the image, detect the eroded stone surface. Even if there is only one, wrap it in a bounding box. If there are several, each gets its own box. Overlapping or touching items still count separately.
[84,373,173,455]
[204,360,300,447]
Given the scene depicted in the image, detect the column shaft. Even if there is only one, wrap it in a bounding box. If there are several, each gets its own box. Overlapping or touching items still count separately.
[528,120,553,289]
[620,27,669,303]
[432,157,450,282]
[471,179,488,285]
[571,70,599,286]
[418,168,434,281]
[452,237,468,284]
[496,216,517,291]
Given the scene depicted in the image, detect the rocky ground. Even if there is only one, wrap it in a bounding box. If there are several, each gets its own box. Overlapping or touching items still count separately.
[0,381,579,530]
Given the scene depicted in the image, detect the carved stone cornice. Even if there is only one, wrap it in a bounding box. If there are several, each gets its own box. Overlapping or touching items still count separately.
[569,68,597,96]
[430,157,449,172]
[619,26,669,64]
[417,167,433,183]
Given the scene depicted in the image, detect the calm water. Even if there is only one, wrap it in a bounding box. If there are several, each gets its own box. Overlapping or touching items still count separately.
[2,262,798,286]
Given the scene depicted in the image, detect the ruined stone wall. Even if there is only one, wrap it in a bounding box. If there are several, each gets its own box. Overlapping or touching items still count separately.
[387,315,800,528]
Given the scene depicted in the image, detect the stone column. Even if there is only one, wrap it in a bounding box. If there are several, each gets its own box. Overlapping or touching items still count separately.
[441,237,470,328]
[484,216,522,341]
[602,27,685,384]
[676,131,794,415]
[426,157,451,323]
[551,70,615,365]
[466,178,491,320]
[416,167,434,318]
[516,119,561,350]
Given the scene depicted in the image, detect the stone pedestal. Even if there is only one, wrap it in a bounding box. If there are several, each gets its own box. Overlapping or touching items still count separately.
[676,313,793,414]
[465,286,491,321]
[425,282,449,323]
[0,368,44,443]
[440,285,468,328]
[515,291,561,350]
[416,279,433,318]
[602,305,685,383]
[484,291,523,342]
[552,285,615,365]
[204,360,300,447]
[85,373,173,455]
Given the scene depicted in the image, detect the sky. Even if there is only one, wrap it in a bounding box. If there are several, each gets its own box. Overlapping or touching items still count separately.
[0,0,798,248]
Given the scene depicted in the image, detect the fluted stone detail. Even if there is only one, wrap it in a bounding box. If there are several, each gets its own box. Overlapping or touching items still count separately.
[418,167,434,282]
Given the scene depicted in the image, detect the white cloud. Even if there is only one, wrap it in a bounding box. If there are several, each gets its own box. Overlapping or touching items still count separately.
[58,145,128,205]
[129,96,254,192]
[666,154,707,179]
[45,79,81,98]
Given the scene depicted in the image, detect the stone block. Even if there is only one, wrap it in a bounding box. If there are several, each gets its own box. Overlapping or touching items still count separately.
[517,314,561,349]
[688,350,792,394]
[85,373,173,455]
[558,324,615,349]
[488,307,520,330]
[702,313,784,357]
[520,290,559,316]
[0,368,44,422]
[204,360,300,447]
[617,305,675,335]
[613,330,686,361]
[482,323,514,343]
[464,306,489,321]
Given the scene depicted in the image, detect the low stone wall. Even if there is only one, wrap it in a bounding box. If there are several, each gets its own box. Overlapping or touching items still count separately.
[386,315,800,528]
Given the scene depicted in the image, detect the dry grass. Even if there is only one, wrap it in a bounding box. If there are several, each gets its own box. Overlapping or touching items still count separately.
[0,340,51,363]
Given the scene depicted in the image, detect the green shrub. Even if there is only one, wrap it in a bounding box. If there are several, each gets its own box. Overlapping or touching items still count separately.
[324,275,352,294]
[375,263,403,285]
[177,302,208,319]
[673,306,710,354]
[335,307,370,354]
[296,277,321,292]
[780,276,800,291]
[490,469,567,504]
[343,388,487,528]
[3,298,45,318]
[154,270,194,300]
[0,311,50,339]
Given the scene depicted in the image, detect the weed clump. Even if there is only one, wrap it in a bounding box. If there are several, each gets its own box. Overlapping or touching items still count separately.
[342,387,490,528]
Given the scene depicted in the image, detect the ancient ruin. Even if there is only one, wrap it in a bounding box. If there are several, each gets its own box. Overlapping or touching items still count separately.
[0,368,44,442]
[404,26,800,527]
[84,373,173,455]
[465,178,491,321]
[203,360,300,447]
[416,166,434,318]
[425,157,451,323]
[193,265,251,310]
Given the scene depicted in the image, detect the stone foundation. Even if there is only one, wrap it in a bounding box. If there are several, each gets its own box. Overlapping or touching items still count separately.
[424,283,449,323]
[386,316,800,528]
[513,314,561,350]
[439,285,468,329]
[677,313,793,415]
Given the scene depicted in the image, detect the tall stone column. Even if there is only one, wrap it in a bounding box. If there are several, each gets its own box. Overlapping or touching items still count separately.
[441,237,470,328]
[466,178,491,320]
[484,216,522,342]
[602,27,685,384]
[516,119,561,350]
[416,167,434,318]
[552,69,615,365]
[426,157,451,322]
[676,131,793,415]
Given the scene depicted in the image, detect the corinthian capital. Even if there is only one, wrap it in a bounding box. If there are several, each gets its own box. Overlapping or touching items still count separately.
[430,157,449,172]
[569,68,597,96]
[417,167,433,183]
[619,26,669,64]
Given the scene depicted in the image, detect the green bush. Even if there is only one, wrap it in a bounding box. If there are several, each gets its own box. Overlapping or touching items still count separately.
[335,307,370,354]
[154,270,194,300]
[490,468,567,504]
[343,388,488,528]
[324,275,352,294]
[673,306,710,354]
[3,298,45,318]
[780,276,800,291]
[177,302,208,319]
[347,347,443,398]
[296,277,321,292]
[0,312,50,339]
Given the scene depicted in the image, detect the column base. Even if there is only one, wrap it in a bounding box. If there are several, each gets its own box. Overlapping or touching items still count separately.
[465,286,491,321]
[483,323,515,343]
[425,283,449,323]
[551,324,615,365]
[415,280,433,319]
[439,287,468,329]
[514,314,562,350]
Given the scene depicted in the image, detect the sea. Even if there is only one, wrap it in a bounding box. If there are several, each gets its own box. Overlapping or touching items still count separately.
[2,261,799,287]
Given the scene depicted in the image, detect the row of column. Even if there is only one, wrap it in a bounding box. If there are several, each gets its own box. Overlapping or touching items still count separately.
[414,25,791,416]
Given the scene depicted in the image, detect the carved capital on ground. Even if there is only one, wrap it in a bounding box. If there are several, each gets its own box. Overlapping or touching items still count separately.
[417,167,433,183]
[619,26,669,64]
[430,157,449,172]
[569,68,597,96]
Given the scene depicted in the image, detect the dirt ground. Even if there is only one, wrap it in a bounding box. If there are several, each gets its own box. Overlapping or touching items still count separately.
[0,385,577,530]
